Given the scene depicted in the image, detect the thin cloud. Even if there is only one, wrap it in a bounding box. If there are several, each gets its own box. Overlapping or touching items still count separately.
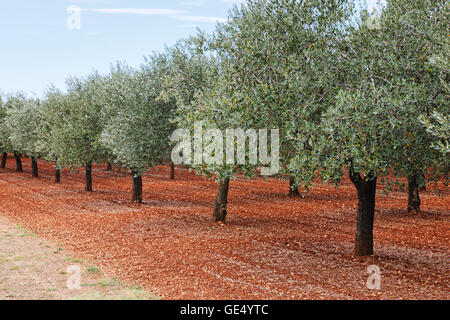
[179,1,205,7]
[86,7,227,24]
[70,0,110,3]
[87,8,187,15]
[219,0,246,4]
[174,15,227,23]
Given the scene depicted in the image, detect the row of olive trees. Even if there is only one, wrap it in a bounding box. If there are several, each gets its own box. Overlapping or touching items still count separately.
[165,0,449,256]
[0,0,447,256]
[0,93,39,174]
[0,54,177,202]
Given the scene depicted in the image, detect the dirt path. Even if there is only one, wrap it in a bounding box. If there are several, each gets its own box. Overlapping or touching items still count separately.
[0,215,158,300]
[0,156,448,299]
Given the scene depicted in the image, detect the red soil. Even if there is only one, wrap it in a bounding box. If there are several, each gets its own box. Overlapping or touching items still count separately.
[0,155,448,300]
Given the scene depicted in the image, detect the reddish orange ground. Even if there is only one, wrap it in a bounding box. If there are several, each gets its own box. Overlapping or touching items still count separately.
[0,155,448,300]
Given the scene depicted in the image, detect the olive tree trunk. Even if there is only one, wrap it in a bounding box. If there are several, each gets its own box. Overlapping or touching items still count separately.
[170,161,175,180]
[107,161,113,171]
[31,157,38,177]
[55,167,61,183]
[407,175,421,213]
[1,152,7,168]
[349,170,377,257]
[85,162,93,192]
[14,152,22,172]
[131,170,142,203]
[213,178,230,222]
[289,176,300,197]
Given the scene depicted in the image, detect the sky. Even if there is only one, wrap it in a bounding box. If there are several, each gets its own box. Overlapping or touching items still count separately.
[0,0,382,98]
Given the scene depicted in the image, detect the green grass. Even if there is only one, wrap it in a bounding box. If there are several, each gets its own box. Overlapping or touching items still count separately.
[20,231,38,238]
[71,288,161,300]
[13,256,26,261]
[87,265,100,274]
[119,288,160,300]
[16,225,38,238]
[97,278,119,287]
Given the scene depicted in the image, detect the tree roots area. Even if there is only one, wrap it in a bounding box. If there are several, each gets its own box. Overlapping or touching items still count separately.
[0,156,448,300]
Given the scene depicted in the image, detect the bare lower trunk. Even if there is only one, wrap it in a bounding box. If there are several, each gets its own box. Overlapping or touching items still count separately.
[213,178,230,222]
[1,152,7,168]
[170,161,175,180]
[55,167,61,183]
[85,162,93,192]
[289,176,300,197]
[350,170,377,257]
[32,157,38,177]
[14,152,22,172]
[407,174,421,212]
[131,170,142,203]
[107,161,113,171]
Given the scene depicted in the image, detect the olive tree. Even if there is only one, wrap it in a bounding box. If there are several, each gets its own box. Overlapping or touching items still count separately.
[373,0,448,212]
[310,0,448,256]
[37,86,72,182]
[4,94,42,177]
[167,40,246,222]
[212,0,356,197]
[168,0,355,222]
[0,95,21,171]
[101,56,176,203]
[0,92,9,168]
[2,94,38,173]
[420,36,449,173]
[55,74,108,191]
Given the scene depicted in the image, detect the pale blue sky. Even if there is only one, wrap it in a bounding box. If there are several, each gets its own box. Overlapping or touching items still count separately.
[0,0,382,97]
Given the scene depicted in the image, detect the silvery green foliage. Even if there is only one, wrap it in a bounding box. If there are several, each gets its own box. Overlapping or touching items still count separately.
[168,1,356,183]
[54,73,109,170]
[0,0,445,192]
[166,39,238,181]
[312,0,448,184]
[208,0,356,185]
[4,93,42,158]
[420,38,449,159]
[100,56,176,176]
[421,112,450,158]
[36,86,70,164]
[100,62,136,124]
[378,0,448,181]
[0,92,12,152]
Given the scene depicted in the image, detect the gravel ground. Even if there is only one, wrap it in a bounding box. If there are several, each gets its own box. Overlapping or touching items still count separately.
[0,156,448,299]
